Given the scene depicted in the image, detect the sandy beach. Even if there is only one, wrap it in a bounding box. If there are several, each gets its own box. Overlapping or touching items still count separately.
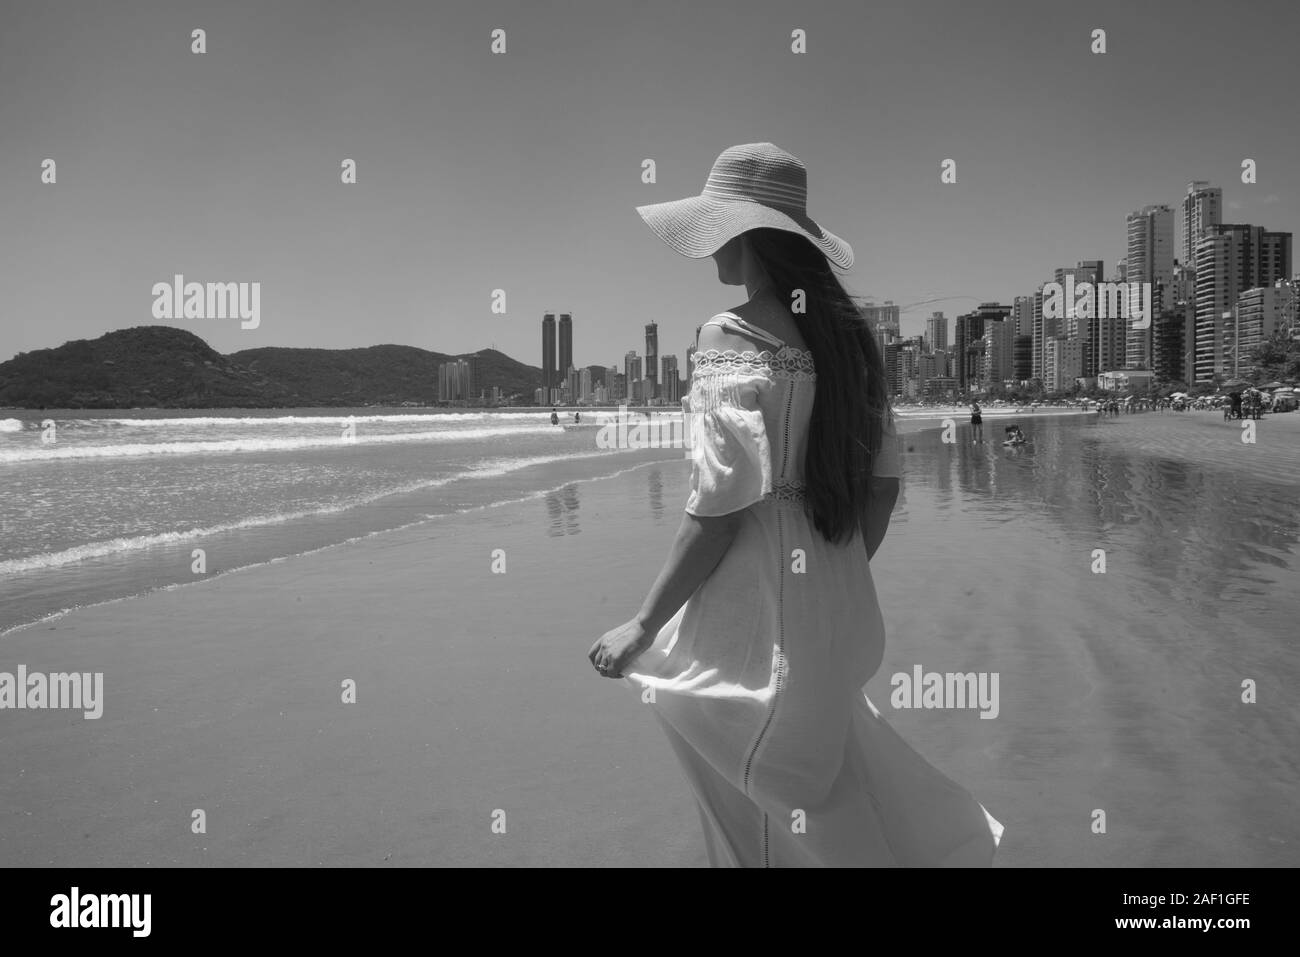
[1,411,1297,867]
[895,405,1094,419]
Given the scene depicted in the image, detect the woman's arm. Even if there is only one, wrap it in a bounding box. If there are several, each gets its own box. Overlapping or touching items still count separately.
[638,510,743,633]
[859,477,899,561]
[588,510,743,677]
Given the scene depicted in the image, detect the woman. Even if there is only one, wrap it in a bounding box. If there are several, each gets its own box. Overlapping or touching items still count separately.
[970,400,983,442]
[588,143,1002,867]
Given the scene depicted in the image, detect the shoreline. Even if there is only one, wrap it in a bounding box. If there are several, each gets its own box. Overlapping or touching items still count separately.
[895,406,1094,420]
[0,457,705,867]
[1,411,1296,866]
[0,447,685,639]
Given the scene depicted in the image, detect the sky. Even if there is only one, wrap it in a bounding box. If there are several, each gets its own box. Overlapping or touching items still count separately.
[2,0,1298,374]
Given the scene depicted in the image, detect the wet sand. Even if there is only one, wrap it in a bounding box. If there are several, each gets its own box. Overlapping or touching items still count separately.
[1086,408,1300,485]
[1,412,1296,866]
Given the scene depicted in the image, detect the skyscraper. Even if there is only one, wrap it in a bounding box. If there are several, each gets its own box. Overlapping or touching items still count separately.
[624,351,642,402]
[661,354,680,403]
[644,322,659,401]
[954,311,983,392]
[1193,224,1292,382]
[558,314,573,386]
[1031,285,1046,383]
[955,303,1011,390]
[864,301,901,355]
[926,312,948,353]
[1151,261,1197,385]
[1054,262,1103,339]
[437,358,476,402]
[896,336,925,397]
[1181,181,1222,267]
[1045,336,1083,392]
[982,319,1014,385]
[1013,334,1033,382]
[1048,261,1104,376]
[883,340,900,395]
[1232,282,1295,377]
[541,313,556,396]
[1011,297,1033,338]
[1126,205,1174,370]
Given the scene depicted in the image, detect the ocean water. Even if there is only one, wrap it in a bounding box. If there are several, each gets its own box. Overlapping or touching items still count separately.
[3,407,1297,661]
[0,407,686,633]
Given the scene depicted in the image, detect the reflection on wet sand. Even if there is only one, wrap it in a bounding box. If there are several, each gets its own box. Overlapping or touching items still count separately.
[877,412,1299,865]
[647,469,665,522]
[545,483,581,537]
[904,416,1300,600]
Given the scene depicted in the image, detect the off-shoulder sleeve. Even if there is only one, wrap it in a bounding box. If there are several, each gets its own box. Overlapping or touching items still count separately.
[871,413,902,479]
[684,376,772,517]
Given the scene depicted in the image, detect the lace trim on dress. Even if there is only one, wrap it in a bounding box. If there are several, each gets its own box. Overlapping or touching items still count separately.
[764,479,807,505]
[691,347,816,380]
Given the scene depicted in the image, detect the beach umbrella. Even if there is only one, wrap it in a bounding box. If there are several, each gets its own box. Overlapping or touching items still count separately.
[1262,381,1285,389]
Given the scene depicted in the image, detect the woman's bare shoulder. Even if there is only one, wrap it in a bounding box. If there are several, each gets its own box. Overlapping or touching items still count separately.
[696,319,754,354]
[730,297,808,351]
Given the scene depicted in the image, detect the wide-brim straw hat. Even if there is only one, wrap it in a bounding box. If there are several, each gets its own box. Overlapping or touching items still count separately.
[636,142,853,270]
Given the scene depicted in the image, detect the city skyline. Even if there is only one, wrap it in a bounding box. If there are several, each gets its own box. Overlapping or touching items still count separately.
[5,0,1299,372]
[533,311,688,406]
[253,182,1300,409]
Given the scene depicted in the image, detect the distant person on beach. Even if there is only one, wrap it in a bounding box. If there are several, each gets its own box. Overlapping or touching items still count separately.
[550,408,559,426]
[574,411,581,423]
[970,401,983,441]
[587,142,1002,866]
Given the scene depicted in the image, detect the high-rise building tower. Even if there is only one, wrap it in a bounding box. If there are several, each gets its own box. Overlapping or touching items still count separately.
[1054,262,1103,339]
[864,301,901,354]
[661,355,680,403]
[437,358,477,402]
[1181,181,1222,268]
[895,336,925,396]
[982,320,1014,384]
[558,313,573,385]
[541,313,557,395]
[1013,334,1033,382]
[1126,205,1175,370]
[608,367,626,403]
[926,312,948,353]
[1049,261,1104,375]
[1193,224,1293,382]
[1231,282,1295,378]
[644,322,659,401]
[624,351,642,402]
[1031,285,1047,383]
[955,303,1011,390]
[1011,297,1034,338]
[1152,261,1197,385]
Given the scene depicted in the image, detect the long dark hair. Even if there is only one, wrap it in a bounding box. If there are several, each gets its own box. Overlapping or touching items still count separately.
[744,228,892,545]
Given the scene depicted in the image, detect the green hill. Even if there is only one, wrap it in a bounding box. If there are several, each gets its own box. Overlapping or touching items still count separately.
[0,327,543,408]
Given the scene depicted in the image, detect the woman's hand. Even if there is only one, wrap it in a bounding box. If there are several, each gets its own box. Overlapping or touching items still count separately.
[588,512,741,680]
[588,619,652,679]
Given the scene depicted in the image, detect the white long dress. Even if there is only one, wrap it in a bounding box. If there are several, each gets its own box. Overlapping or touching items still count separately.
[623,312,1004,867]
